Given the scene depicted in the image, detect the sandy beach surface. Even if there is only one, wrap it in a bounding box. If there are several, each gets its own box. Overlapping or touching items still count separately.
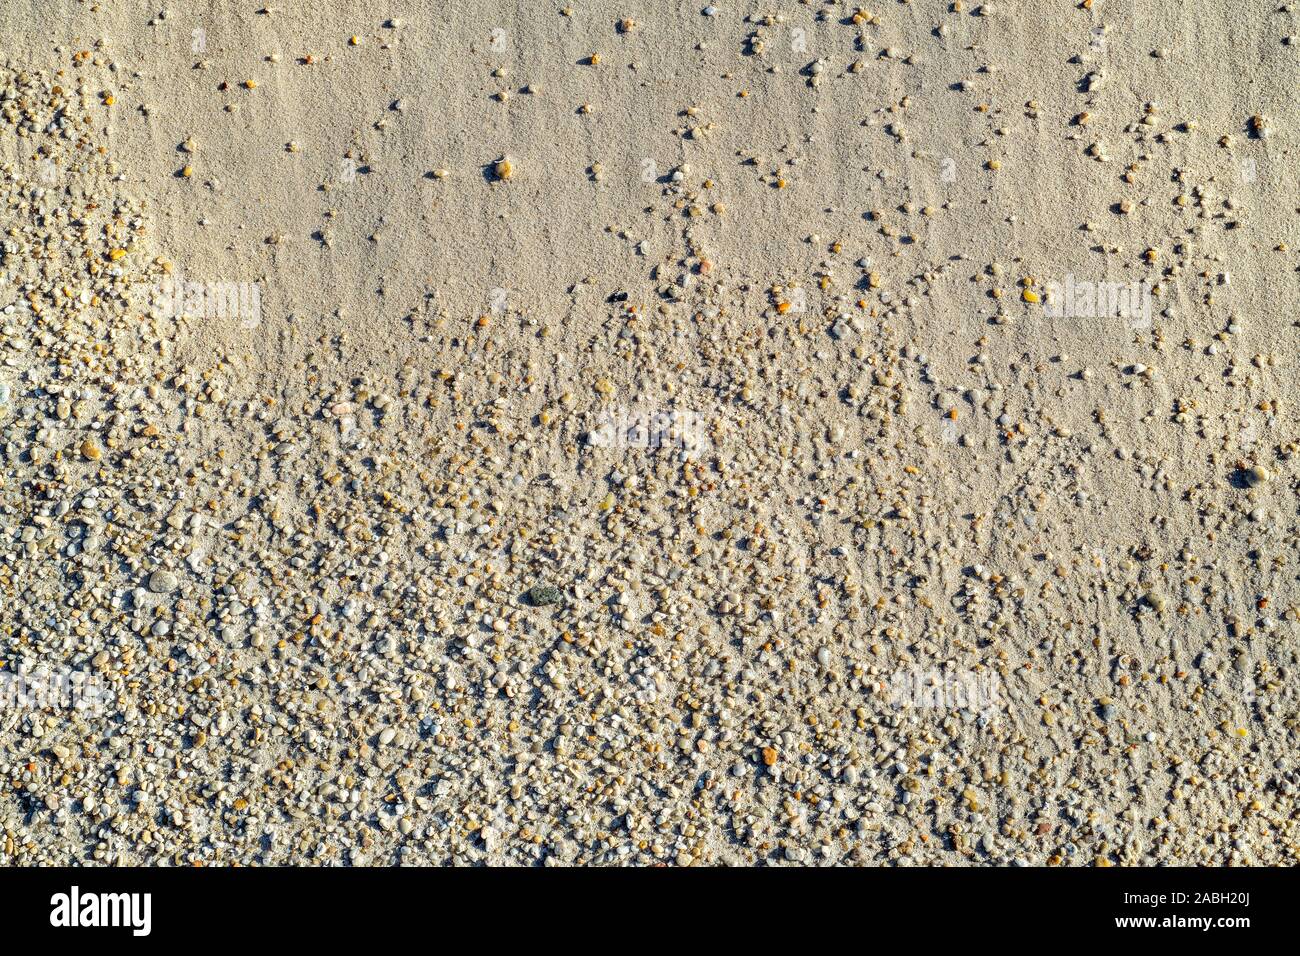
[0,1,1297,865]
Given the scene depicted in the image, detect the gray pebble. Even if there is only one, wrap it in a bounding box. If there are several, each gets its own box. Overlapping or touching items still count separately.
[147,569,178,594]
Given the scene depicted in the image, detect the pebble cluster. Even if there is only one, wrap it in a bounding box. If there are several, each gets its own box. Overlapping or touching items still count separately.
[1,4,1298,866]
